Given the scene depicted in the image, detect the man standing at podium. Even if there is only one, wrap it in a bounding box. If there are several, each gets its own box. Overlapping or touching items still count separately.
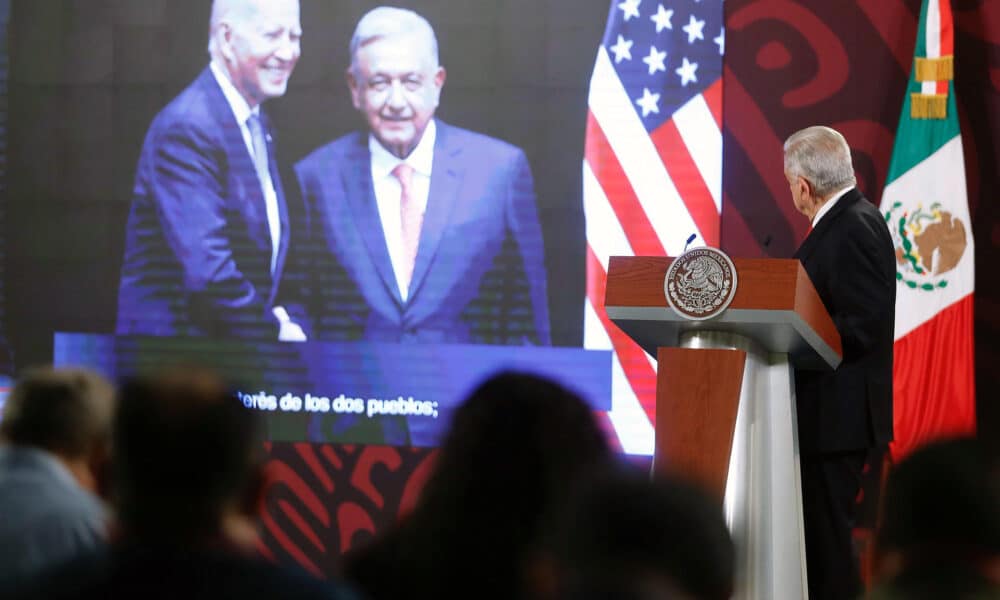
[784,126,895,600]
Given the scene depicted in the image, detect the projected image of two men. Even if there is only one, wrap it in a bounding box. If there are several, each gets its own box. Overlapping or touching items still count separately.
[37,1,615,448]
[118,3,549,348]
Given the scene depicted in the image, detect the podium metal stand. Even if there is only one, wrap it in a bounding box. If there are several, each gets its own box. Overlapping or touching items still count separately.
[605,255,842,600]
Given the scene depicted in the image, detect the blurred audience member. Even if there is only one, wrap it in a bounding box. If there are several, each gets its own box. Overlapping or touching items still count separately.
[547,469,735,600]
[869,437,999,599]
[343,372,613,600]
[17,368,353,600]
[0,367,114,588]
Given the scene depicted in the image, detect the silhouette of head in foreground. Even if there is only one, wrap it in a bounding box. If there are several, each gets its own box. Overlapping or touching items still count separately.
[344,371,614,599]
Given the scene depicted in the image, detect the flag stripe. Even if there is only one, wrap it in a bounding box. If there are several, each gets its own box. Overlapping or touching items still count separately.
[585,298,655,454]
[890,294,976,459]
[585,112,667,257]
[926,0,940,58]
[583,159,636,271]
[702,78,723,129]
[594,409,626,452]
[674,92,724,214]
[937,0,953,95]
[938,0,953,55]
[586,247,658,421]
[651,117,721,245]
[606,351,657,454]
[922,0,941,95]
[883,136,973,340]
[589,47,702,255]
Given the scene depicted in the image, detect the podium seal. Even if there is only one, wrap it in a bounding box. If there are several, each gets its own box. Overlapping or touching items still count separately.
[664,247,738,320]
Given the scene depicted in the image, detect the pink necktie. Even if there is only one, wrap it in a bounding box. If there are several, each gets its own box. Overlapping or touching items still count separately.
[392,163,422,296]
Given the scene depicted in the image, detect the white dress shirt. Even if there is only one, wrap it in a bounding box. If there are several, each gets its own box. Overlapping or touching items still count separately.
[369,119,437,301]
[209,61,281,275]
[210,63,299,337]
[812,185,854,228]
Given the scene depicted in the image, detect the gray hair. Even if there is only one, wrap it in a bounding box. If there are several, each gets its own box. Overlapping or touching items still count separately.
[783,126,857,198]
[1,367,115,458]
[207,0,258,56]
[349,6,439,74]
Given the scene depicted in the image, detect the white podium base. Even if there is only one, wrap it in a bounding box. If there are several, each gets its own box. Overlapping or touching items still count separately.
[681,332,809,600]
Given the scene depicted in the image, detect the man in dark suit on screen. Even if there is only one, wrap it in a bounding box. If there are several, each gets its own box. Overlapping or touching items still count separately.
[295,6,550,346]
[785,126,896,600]
[116,0,306,341]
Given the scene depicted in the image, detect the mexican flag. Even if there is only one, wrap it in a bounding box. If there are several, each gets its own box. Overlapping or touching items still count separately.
[879,0,976,461]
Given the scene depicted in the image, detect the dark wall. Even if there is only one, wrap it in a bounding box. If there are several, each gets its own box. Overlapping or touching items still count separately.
[0,0,11,376]
[5,0,608,368]
[952,0,1000,451]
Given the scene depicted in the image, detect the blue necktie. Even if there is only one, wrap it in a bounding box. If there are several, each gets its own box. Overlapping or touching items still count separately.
[246,114,280,274]
[245,114,270,186]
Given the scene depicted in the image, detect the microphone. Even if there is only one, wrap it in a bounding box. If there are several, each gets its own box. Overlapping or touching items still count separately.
[683,233,697,253]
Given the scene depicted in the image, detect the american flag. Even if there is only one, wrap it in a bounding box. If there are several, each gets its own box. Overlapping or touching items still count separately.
[583,0,724,454]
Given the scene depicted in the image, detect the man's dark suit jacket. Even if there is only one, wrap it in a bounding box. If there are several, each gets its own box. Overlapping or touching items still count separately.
[294,121,550,346]
[793,188,896,454]
[116,67,292,339]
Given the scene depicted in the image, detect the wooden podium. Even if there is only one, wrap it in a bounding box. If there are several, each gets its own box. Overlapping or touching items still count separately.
[604,255,842,600]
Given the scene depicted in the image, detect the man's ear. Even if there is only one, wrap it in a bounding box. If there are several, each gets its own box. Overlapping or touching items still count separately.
[346,68,362,110]
[798,176,816,202]
[430,66,447,108]
[214,23,237,65]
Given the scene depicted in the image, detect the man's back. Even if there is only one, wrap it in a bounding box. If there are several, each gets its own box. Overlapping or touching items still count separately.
[793,188,896,453]
[0,447,105,588]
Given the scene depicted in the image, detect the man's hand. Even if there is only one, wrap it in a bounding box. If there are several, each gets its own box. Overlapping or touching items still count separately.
[278,320,307,342]
[273,306,307,342]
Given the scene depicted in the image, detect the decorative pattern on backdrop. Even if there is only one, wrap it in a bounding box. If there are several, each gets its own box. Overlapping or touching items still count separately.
[259,443,438,577]
[583,0,724,454]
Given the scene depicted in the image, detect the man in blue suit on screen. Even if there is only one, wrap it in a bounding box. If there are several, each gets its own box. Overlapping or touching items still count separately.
[116,0,307,341]
[295,6,551,346]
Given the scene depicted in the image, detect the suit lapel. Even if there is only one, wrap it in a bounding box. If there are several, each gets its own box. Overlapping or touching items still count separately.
[342,138,404,305]
[407,123,463,302]
[201,68,273,261]
[794,188,861,262]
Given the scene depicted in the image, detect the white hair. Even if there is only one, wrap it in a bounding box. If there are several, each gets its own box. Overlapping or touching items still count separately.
[349,6,439,74]
[207,0,258,56]
[783,126,857,198]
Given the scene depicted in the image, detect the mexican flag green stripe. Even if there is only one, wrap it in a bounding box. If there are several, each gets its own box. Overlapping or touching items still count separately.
[885,83,959,184]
